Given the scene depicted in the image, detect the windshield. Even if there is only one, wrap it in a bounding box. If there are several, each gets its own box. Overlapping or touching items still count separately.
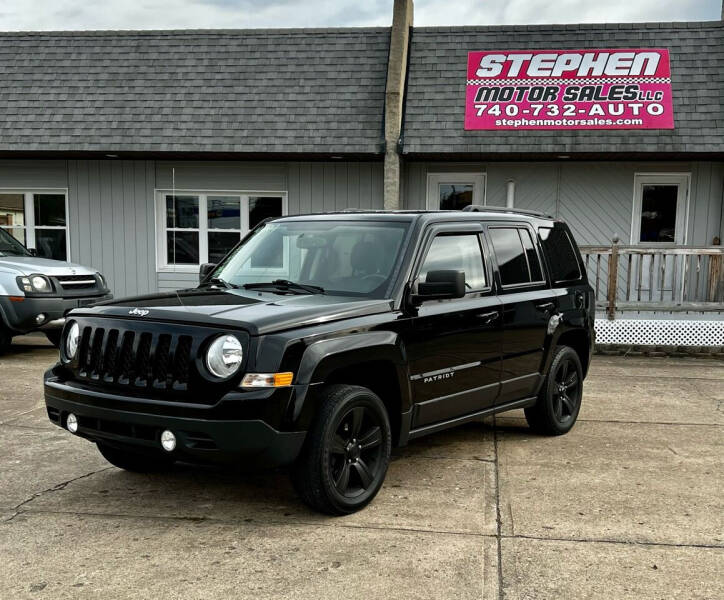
[0,227,30,257]
[213,220,410,298]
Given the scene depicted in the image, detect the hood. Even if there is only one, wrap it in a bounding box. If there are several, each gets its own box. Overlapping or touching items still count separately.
[74,288,394,335]
[0,255,98,277]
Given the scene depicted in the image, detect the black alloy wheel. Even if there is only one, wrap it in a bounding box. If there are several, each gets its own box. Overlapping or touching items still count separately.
[328,405,385,499]
[551,356,581,426]
[292,384,391,515]
[525,345,583,435]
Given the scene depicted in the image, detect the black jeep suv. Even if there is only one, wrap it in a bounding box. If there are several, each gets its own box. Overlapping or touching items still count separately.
[44,208,594,514]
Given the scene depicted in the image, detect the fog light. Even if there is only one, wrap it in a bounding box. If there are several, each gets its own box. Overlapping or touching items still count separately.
[66,413,78,433]
[35,313,46,325]
[160,430,176,452]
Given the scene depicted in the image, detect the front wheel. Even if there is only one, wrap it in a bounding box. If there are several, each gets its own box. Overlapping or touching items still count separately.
[291,384,391,515]
[97,442,174,473]
[0,324,12,355]
[45,330,62,348]
[525,345,583,435]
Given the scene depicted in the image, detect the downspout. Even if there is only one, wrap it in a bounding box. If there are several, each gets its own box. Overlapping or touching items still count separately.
[506,180,515,208]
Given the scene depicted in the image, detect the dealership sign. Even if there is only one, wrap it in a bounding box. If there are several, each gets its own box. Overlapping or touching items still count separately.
[465,49,674,130]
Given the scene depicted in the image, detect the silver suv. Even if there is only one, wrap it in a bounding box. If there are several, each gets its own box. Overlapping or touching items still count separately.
[0,228,111,353]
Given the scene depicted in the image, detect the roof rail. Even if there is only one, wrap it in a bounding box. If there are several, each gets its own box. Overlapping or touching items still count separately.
[462,205,553,218]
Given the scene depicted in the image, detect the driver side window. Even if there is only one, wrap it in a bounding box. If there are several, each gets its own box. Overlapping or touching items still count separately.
[418,234,486,291]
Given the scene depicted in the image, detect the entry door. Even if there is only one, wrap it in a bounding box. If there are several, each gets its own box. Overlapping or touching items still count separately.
[404,226,503,429]
[631,174,690,301]
[426,172,486,211]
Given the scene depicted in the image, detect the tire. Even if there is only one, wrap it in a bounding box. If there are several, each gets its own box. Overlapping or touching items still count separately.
[525,345,583,436]
[0,324,12,355]
[291,384,392,515]
[96,442,174,473]
[45,330,62,348]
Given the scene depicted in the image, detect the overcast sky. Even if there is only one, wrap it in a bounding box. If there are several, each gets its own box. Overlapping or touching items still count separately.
[0,0,720,31]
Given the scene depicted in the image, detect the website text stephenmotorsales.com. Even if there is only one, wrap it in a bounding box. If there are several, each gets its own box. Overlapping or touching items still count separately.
[495,116,644,128]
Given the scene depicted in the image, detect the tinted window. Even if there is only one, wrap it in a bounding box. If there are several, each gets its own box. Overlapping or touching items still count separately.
[489,228,531,286]
[520,228,544,281]
[419,234,486,291]
[539,226,581,283]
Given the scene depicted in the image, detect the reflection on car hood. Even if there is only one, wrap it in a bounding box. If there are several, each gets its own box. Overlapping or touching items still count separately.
[73,288,394,335]
[0,255,97,276]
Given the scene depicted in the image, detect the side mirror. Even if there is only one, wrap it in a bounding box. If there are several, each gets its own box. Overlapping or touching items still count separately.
[199,262,216,283]
[28,248,37,256]
[411,270,465,305]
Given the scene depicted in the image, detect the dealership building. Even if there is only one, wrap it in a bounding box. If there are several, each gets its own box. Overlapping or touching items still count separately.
[0,0,722,345]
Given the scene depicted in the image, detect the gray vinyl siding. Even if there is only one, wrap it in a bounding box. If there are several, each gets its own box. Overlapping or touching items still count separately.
[404,160,724,246]
[0,160,68,188]
[67,160,157,298]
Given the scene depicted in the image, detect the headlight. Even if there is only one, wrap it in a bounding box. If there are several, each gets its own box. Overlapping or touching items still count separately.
[31,275,50,292]
[65,321,80,361]
[206,335,243,379]
[17,274,52,293]
[96,272,106,288]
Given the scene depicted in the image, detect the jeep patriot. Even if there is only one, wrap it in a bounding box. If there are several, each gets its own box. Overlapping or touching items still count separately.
[44,208,595,514]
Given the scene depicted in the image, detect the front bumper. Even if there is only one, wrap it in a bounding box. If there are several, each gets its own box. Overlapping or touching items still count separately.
[0,293,113,333]
[44,378,307,468]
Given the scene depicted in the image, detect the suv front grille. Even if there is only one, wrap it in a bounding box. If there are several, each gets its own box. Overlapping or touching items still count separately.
[55,274,99,290]
[65,317,249,404]
[76,325,194,393]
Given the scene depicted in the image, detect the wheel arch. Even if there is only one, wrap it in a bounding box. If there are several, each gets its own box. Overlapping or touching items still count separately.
[554,327,592,377]
[294,331,411,445]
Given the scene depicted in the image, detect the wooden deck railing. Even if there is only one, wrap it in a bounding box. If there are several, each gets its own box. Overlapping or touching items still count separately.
[579,238,724,319]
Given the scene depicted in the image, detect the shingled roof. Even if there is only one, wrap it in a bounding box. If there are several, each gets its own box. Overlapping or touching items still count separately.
[402,21,724,157]
[0,28,390,156]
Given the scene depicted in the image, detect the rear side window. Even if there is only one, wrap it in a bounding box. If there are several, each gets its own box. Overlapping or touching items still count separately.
[489,227,545,287]
[539,226,581,283]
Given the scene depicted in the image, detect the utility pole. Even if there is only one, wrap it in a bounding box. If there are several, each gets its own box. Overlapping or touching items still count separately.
[383,0,413,210]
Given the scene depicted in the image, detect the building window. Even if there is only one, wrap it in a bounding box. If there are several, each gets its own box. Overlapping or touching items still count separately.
[156,191,287,271]
[0,190,69,260]
[426,172,486,210]
[631,174,689,245]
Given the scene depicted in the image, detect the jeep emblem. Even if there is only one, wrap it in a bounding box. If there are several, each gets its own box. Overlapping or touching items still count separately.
[128,308,150,317]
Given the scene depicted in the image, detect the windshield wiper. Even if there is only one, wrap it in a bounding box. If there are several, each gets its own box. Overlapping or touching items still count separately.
[243,279,325,295]
[199,277,239,289]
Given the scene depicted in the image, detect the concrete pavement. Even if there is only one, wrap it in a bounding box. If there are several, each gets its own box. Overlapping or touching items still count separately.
[1,335,722,599]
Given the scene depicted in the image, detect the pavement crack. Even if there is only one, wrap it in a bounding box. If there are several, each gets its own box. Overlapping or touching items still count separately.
[501,533,724,550]
[492,415,504,600]
[3,467,112,523]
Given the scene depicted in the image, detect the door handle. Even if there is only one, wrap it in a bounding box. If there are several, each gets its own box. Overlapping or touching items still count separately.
[535,302,555,313]
[477,310,499,324]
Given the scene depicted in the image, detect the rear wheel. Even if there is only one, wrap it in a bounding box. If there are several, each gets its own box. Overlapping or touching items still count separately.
[96,442,174,473]
[291,384,391,515]
[525,345,583,436]
[0,324,12,355]
[45,330,62,348]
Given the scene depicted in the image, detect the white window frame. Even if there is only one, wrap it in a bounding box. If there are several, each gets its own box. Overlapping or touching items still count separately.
[155,189,288,273]
[630,173,690,246]
[0,188,71,260]
[426,172,486,210]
